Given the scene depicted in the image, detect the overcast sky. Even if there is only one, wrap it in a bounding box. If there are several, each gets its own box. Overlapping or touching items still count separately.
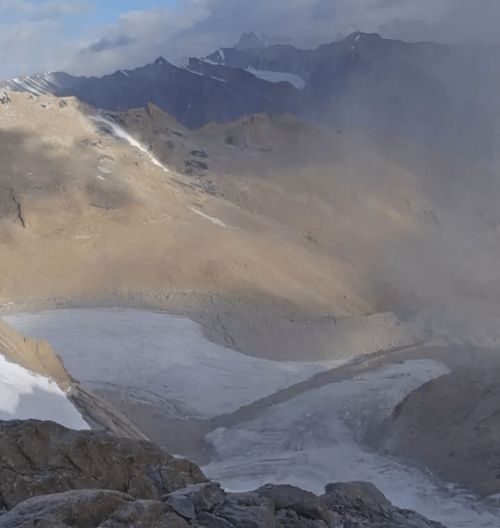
[1,0,499,79]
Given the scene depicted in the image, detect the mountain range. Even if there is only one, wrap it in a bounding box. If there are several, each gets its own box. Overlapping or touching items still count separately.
[4,31,500,157]
[2,31,500,528]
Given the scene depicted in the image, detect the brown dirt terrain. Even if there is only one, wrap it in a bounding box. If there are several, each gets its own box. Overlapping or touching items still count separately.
[0,93,441,361]
[3,93,500,346]
[119,103,500,325]
[0,94,365,318]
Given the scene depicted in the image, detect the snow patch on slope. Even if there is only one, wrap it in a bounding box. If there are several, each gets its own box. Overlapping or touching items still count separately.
[189,207,228,228]
[90,115,171,174]
[181,66,228,84]
[5,72,62,95]
[0,353,88,430]
[246,68,305,89]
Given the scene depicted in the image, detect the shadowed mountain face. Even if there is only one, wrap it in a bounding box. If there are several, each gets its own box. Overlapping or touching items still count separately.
[4,32,500,160]
[208,32,500,157]
[3,58,299,129]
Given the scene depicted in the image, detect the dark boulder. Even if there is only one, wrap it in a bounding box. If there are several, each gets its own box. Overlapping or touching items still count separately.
[0,420,206,510]
[0,489,190,528]
[164,483,225,520]
[322,482,445,527]
[212,492,275,528]
[256,484,330,523]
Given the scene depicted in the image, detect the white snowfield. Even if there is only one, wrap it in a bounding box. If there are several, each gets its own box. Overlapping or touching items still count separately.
[5,309,337,419]
[0,353,88,430]
[246,68,306,89]
[6,72,60,95]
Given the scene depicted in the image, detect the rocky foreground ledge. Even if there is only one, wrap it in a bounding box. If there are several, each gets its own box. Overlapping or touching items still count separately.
[0,420,444,527]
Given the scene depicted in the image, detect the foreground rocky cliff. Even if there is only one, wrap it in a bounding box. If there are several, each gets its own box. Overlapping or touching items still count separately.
[0,420,444,527]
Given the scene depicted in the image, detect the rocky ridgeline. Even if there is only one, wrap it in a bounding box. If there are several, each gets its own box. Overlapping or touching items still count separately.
[0,420,444,527]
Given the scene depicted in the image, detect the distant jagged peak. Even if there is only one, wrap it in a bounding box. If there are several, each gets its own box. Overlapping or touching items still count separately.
[313,31,383,52]
[205,48,226,65]
[343,31,382,43]
[234,31,295,50]
[235,31,268,50]
[154,56,169,67]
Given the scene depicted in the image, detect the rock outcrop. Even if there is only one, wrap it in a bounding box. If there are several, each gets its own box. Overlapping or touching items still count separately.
[0,420,445,527]
[378,368,500,498]
[0,490,190,528]
[323,482,444,527]
[0,420,205,511]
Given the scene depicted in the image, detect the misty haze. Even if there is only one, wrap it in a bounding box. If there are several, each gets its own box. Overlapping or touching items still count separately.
[1,1,500,527]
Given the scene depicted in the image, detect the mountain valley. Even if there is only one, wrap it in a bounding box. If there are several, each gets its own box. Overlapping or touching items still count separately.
[2,30,500,528]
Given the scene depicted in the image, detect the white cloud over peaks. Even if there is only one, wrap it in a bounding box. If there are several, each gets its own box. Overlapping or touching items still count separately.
[3,0,500,79]
[382,0,500,44]
[0,0,90,78]
[0,0,89,19]
[73,1,210,76]
[71,0,454,76]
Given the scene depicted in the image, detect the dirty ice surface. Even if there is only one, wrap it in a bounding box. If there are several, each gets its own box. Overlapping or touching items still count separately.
[204,360,500,528]
[5,309,336,419]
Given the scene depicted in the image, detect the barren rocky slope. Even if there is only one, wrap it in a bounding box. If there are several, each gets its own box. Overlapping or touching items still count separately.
[115,102,500,347]
[4,90,500,349]
[0,92,364,316]
[0,91,440,361]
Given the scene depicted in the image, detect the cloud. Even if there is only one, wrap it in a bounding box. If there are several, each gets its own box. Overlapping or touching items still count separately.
[71,0,454,76]
[0,0,89,19]
[3,0,500,78]
[0,20,79,78]
[0,1,91,78]
[70,1,210,75]
[171,0,449,47]
[382,0,500,44]
[82,35,135,55]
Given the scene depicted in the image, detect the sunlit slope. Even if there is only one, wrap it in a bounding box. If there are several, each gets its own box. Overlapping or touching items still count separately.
[3,93,500,339]
[0,93,367,316]
[119,105,500,322]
